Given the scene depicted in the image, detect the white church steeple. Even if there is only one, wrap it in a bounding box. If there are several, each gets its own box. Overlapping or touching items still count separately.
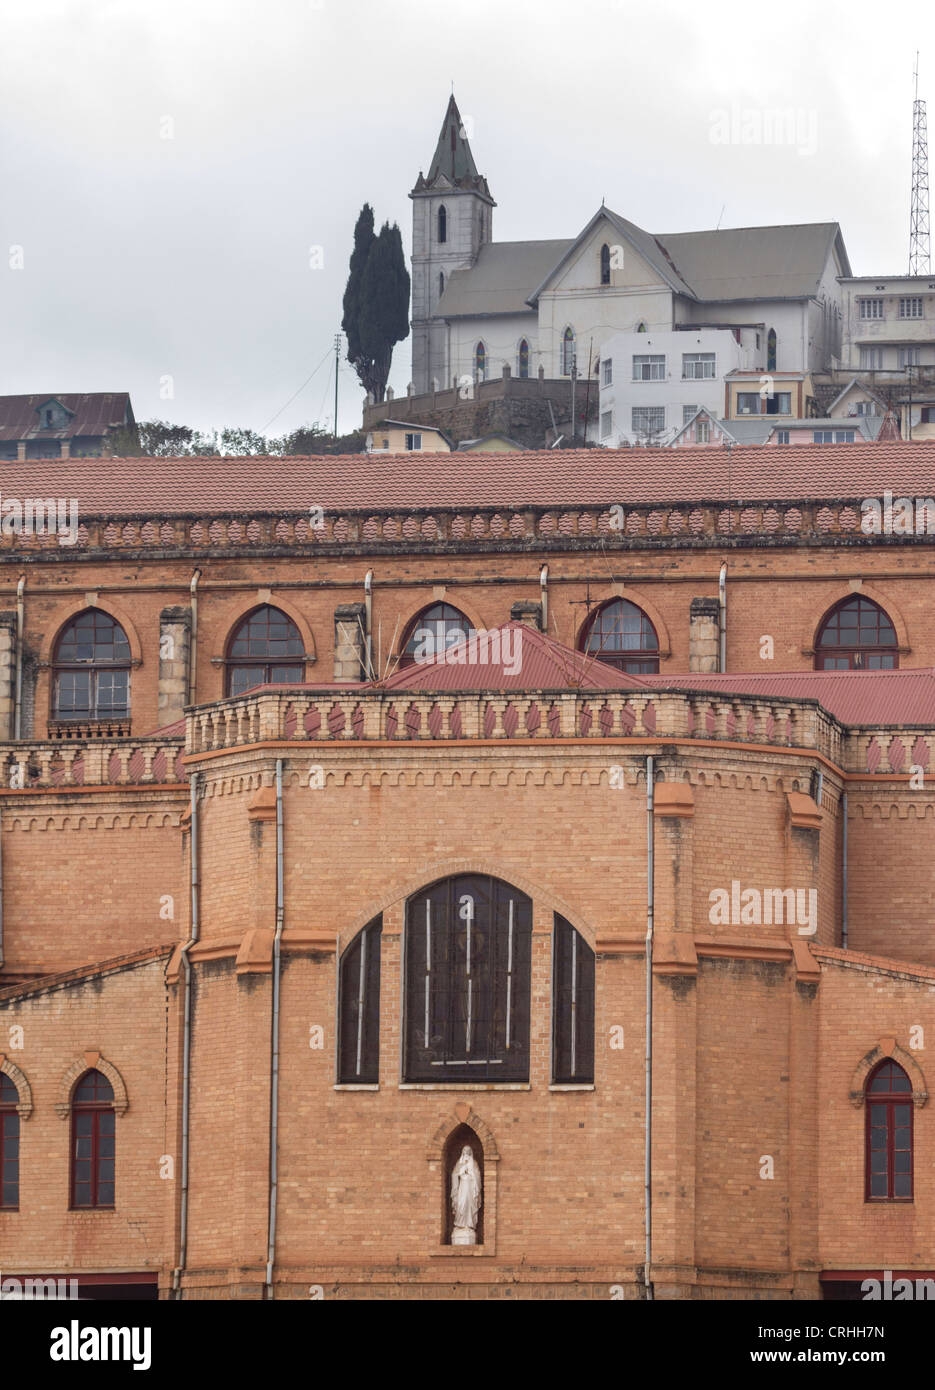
[409,96,495,394]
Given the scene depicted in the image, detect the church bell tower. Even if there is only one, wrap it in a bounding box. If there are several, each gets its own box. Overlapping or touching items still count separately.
[410,96,495,394]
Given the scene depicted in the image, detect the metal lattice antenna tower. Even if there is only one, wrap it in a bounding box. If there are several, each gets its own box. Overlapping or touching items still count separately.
[910,51,931,276]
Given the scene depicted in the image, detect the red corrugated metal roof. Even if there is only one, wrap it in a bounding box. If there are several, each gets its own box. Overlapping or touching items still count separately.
[160,632,935,725]
[0,393,131,442]
[1,440,934,512]
[644,668,935,726]
[374,622,652,692]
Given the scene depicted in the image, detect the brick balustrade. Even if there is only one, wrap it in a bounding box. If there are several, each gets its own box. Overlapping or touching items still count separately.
[0,499,911,556]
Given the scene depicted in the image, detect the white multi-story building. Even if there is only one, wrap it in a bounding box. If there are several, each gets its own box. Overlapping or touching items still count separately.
[594,328,756,446]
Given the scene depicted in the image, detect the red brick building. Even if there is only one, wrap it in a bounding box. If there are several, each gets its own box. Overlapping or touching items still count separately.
[0,442,933,1299]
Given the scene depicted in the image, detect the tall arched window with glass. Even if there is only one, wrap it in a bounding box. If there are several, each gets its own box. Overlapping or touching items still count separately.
[53,610,131,722]
[337,917,383,1084]
[71,1069,115,1209]
[518,339,530,378]
[474,342,486,381]
[866,1060,913,1200]
[561,327,576,376]
[552,916,595,1083]
[0,1074,19,1210]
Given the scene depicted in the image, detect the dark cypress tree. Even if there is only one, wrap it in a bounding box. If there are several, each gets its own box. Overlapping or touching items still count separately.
[342,204,375,368]
[342,211,410,403]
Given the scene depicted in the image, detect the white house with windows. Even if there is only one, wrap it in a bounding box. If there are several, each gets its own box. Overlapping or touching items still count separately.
[595,327,758,446]
[410,97,850,399]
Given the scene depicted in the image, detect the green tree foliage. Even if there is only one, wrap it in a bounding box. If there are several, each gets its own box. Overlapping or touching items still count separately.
[342,209,410,403]
[124,420,366,457]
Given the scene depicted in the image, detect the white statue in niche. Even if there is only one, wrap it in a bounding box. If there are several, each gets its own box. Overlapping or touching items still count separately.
[450,1144,482,1245]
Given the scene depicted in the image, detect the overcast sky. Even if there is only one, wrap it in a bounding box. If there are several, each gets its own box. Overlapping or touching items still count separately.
[1,0,933,437]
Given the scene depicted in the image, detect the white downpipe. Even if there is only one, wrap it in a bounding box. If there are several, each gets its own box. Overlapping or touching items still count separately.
[364,571,373,679]
[718,564,727,673]
[14,575,25,739]
[188,570,201,706]
[265,759,285,1298]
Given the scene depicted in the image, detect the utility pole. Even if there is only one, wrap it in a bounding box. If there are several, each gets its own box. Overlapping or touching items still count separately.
[333,332,342,441]
[571,356,577,444]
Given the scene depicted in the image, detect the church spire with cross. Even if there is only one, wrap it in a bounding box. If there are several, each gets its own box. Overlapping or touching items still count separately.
[413,94,493,198]
[410,95,496,394]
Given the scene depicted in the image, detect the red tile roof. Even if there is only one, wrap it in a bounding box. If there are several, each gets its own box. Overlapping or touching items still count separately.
[1,440,934,513]
[0,392,132,442]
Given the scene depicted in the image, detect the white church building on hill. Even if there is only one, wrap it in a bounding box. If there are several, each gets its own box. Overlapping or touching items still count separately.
[409,96,851,432]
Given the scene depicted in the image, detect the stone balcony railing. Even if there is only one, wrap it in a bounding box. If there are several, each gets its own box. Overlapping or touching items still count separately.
[186,686,850,769]
[0,498,921,559]
[0,693,929,788]
[0,738,186,789]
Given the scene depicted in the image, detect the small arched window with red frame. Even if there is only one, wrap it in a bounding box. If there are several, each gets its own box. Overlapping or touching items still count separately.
[71,1069,115,1210]
[866,1060,913,1201]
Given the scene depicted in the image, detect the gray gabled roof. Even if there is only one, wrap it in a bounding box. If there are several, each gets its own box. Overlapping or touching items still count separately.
[527,207,697,303]
[436,239,571,318]
[437,209,851,322]
[659,222,851,301]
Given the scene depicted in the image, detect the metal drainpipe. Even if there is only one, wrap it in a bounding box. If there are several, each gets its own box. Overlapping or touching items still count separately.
[0,796,4,969]
[265,758,285,1299]
[172,770,200,1299]
[718,564,727,673]
[363,571,373,679]
[539,565,548,632]
[644,754,655,1301]
[842,791,848,950]
[188,570,201,707]
[14,575,26,739]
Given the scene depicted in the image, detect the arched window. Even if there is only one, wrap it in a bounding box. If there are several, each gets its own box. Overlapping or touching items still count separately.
[600,243,611,285]
[53,608,131,721]
[71,1069,115,1209]
[404,875,532,1081]
[474,341,486,380]
[637,321,647,333]
[439,270,445,297]
[518,339,530,378]
[438,205,447,244]
[399,602,473,667]
[561,327,576,376]
[581,599,660,673]
[0,1074,19,1210]
[866,1060,913,1201]
[815,597,898,670]
[225,605,305,695]
[552,915,595,1083]
[767,327,777,373]
[337,916,382,1084]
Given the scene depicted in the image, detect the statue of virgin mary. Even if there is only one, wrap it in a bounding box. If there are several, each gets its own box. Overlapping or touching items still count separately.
[450,1144,482,1245]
